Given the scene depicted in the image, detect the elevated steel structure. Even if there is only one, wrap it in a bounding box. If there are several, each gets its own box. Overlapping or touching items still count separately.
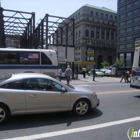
[0,7,35,48]
[35,14,75,50]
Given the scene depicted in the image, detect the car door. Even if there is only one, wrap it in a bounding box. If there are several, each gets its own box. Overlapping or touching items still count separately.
[25,78,70,113]
[0,79,26,114]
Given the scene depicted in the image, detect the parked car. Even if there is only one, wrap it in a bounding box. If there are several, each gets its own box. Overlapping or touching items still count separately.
[100,68,112,76]
[88,69,104,77]
[0,73,99,124]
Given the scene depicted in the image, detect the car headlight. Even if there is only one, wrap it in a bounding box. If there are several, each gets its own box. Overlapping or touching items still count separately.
[93,93,97,98]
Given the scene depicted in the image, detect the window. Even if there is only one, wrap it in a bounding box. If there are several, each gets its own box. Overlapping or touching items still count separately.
[134,9,139,14]
[111,32,114,41]
[101,13,104,18]
[106,32,109,40]
[127,19,133,25]
[85,29,89,37]
[127,3,133,9]
[114,16,117,21]
[134,17,139,22]
[90,11,93,16]
[96,31,99,39]
[110,15,113,20]
[20,52,40,64]
[41,52,52,65]
[126,44,133,48]
[106,14,108,19]
[120,53,124,61]
[0,51,18,64]
[24,78,64,91]
[127,11,133,16]
[96,12,98,17]
[134,26,140,31]
[91,30,94,38]
[120,14,125,19]
[120,22,125,26]
[120,45,125,49]
[120,6,126,11]
[120,37,125,41]
[127,27,133,32]
[79,30,81,37]
[126,36,132,40]
[120,29,125,34]
[0,80,24,89]
[126,53,131,67]
[134,0,140,5]
[120,0,125,3]
[101,31,104,39]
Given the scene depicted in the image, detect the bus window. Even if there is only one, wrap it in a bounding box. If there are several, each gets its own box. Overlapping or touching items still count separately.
[41,52,52,65]
[0,51,18,64]
[19,52,40,64]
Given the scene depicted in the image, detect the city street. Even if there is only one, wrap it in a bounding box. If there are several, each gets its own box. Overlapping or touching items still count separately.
[0,76,140,140]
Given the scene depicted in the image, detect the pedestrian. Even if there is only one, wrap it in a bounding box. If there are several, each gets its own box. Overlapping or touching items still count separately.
[58,66,62,81]
[65,65,72,84]
[82,66,87,78]
[120,70,126,83]
[126,70,130,83]
[93,69,96,81]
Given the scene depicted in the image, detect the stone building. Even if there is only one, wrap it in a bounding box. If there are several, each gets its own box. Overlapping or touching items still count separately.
[68,4,117,70]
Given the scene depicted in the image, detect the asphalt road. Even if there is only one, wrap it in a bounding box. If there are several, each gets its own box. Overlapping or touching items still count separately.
[0,82,140,140]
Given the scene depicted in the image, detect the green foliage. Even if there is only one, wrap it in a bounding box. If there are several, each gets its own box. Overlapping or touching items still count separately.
[114,60,123,67]
[101,61,110,68]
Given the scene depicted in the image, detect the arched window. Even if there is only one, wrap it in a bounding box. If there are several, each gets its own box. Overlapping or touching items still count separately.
[91,30,94,38]
[96,31,99,39]
[106,14,108,19]
[101,31,104,39]
[101,13,104,18]
[85,29,89,37]
[90,11,93,16]
[96,12,98,17]
[110,15,113,20]
[114,16,117,21]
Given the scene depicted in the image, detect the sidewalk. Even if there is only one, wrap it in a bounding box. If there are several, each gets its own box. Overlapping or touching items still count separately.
[61,74,121,84]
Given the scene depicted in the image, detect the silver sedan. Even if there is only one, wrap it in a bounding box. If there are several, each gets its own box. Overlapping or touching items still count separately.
[0,73,100,124]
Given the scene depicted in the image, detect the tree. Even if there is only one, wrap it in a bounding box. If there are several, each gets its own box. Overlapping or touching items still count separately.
[101,61,110,68]
[114,60,123,67]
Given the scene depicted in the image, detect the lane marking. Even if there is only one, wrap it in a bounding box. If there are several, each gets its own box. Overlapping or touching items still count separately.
[3,116,140,140]
[97,90,140,94]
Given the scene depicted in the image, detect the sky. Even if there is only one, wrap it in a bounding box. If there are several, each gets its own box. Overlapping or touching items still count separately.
[1,0,117,25]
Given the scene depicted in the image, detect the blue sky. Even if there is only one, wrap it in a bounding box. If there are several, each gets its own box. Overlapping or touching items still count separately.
[1,0,117,24]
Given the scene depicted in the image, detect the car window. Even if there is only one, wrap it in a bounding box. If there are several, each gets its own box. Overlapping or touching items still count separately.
[25,78,64,92]
[0,75,12,83]
[0,80,24,89]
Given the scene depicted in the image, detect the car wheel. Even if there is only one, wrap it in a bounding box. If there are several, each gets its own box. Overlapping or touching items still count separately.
[0,104,10,124]
[73,99,90,116]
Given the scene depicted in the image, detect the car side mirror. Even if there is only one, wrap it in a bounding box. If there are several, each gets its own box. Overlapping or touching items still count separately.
[61,87,66,92]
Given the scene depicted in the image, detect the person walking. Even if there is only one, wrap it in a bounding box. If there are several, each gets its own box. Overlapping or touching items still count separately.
[120,70,126,83]
[93,69,96,81]
[58,66,62,81]
[126,70,130,83]
[65,65,72,84]
[82,66,87,78]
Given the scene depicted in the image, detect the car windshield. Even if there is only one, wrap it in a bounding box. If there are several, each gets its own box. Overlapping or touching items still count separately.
[0,75,12,83]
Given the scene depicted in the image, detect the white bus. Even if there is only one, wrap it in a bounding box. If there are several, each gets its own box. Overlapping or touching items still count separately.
[0,48,58,77]
[130,46,140,88]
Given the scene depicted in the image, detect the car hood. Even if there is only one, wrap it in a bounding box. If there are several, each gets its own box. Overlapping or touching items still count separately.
[71,85,95,94]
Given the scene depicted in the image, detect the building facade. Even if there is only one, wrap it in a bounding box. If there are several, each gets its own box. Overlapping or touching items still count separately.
[68,4,117,70]
[117,0,140,69]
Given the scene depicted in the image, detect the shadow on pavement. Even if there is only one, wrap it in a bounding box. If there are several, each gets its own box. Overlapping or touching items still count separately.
[0,109,102,131]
